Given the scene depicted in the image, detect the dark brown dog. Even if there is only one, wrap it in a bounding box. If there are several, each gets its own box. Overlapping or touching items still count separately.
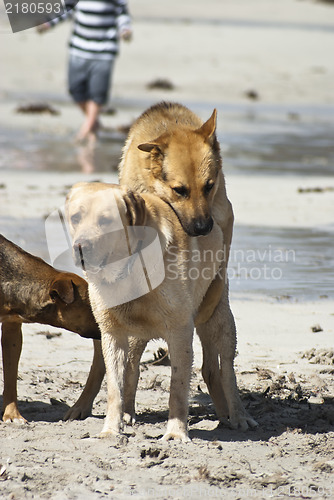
[0,234,104,423]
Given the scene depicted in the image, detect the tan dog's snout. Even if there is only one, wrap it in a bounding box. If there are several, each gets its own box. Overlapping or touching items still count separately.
[187,215,214,237]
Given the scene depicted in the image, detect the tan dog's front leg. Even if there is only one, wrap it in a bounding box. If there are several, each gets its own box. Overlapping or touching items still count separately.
[163,328,193,442]
[99,331,128,438]
[1,322,26,423]
[64,339,105,421]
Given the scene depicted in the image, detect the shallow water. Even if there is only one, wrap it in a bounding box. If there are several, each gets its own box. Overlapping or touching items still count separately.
[1,101,333,176]
[229,224,334,300]
[0,102,333,300]
[0,127,124,173]
[223,122,334,177]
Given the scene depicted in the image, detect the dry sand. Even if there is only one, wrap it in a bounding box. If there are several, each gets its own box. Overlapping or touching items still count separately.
[0,0,334,498]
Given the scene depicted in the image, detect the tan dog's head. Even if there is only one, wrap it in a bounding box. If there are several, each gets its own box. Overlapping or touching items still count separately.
[138,110,221,237]
[65,183,147,281]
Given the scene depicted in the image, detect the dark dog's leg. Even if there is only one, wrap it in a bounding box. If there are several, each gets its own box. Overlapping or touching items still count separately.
[1,322,26,423]
[63,339,105,421]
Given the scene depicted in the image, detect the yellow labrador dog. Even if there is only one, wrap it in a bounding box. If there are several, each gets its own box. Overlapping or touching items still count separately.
[66,181,229,441]
[119,102,256,431]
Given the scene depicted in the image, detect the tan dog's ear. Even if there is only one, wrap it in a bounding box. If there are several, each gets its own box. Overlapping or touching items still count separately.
[196,109,217,140]
[138,143,161,153]
[123,191,147,226]
[50,278,75,304]
[138,137,167,179]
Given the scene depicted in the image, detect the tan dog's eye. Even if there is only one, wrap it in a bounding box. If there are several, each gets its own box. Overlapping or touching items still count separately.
[204,180,214,195]
[71,213,81,226]
[172,186,189,198]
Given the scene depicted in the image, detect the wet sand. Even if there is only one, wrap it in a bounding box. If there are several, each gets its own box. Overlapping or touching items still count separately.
[1,0,334,498]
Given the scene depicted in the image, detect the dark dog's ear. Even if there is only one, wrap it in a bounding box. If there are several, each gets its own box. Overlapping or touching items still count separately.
[50,278,75,304]
[196,109,217,141]
[123,191,147,226]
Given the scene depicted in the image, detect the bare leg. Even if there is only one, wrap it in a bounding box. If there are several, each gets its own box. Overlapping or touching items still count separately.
[76,100,101,143]
[63,339,105,421]
[77,141,97,173]
[1,322,26,423]
[123,337,147,425]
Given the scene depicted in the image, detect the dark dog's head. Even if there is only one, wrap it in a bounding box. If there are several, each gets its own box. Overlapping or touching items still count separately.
[137,109,221,237]
[46,272,100,339]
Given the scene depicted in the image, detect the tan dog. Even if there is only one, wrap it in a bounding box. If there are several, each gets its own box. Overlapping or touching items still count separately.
[119,102,256,431]
[0,234,104,423]
[66,181,229,440]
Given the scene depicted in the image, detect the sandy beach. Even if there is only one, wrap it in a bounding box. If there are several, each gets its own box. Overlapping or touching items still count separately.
[0,0,334,498]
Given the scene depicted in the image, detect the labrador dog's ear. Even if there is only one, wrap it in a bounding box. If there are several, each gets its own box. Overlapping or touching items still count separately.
[123,191,147,226]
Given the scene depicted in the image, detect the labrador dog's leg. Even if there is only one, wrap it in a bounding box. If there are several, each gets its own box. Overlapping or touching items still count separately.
[1,322,26,423]
[99,331,128,438]
[162,327,193,442]
[197,288,258,431]
[64,339,105,421]
[123,337,147,425]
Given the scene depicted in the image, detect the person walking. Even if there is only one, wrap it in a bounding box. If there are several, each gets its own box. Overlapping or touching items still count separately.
[38,0,132,143]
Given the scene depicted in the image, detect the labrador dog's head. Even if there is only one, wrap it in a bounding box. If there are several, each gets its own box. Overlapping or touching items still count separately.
[65,183,147,282]
[137,110,221,237]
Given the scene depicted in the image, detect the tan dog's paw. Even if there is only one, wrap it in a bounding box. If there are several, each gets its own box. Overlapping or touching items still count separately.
[3,403,27,424]
[123,190,147,227]
[161,418,190,442]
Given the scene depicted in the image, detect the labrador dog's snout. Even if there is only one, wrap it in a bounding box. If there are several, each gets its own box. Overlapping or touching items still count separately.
[73,238,92,268]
